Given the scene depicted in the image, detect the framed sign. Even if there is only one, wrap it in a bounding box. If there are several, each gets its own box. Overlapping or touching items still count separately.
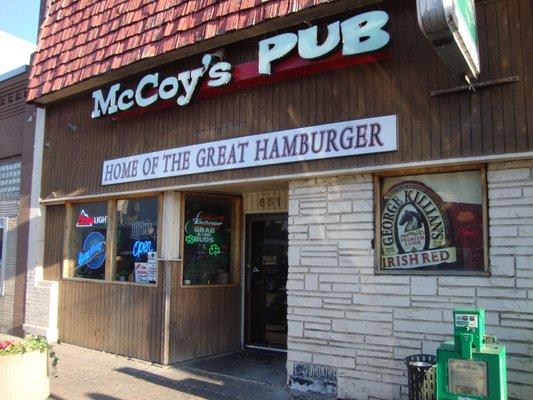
[375,168,488,275]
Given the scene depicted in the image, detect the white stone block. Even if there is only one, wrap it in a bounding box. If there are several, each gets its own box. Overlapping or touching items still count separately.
[341,213,374,223]
[339,255,373,267]
[489,187,523,199]
[288,246,300,266]
[394,308,442,321]
[338,377,401,400]
[288,296,323,308]
[361,284,410,295]
[409,277,438,295]
[477,298,533,312]
[288,199,299,216]
[304,274,319,291]
[488,168,531,182]
[394,320,452,335]
[328,201,352,213]
[476,288,527,298]
[490,225,518,237]
[287,350,312,363]
[438,286,476,297]
[308,225,326,240]
[353,293,410,307]
[313,354,355,369]
[300,256,337,267]
[352,199,373,212]
[332,283,360,293]
[333,319,392,336]
[288,321,304,337]
[319,274,359,283]
[490,256,515,276]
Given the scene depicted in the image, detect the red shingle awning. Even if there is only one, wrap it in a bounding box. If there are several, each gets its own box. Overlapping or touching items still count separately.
[28,0,335,102]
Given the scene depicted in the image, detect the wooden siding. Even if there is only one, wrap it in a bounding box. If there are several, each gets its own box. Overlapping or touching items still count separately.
[58,277,165,363]
[169,263,241,362]
[56,241,240,363]
[43,205,64,281]
[40,0,532,201]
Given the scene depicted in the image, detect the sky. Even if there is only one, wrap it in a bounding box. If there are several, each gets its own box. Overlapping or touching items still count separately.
[0,0,40,76]
[0,0,41,43]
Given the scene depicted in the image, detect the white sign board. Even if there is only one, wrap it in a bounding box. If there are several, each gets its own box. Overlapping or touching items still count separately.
[102,115,397,185]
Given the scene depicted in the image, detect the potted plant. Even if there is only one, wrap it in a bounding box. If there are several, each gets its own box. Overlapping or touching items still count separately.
[0,334,58,400]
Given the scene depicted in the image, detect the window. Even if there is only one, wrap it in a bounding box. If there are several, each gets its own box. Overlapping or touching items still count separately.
[66,197,159,284]
[71,202,108,280]
[376,169,487,274]
[183,195,236,285]
[0,162,20,201]
[115,197,158,283]
[0,217,7,295]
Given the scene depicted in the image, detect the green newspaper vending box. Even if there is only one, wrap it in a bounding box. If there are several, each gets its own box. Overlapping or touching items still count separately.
[436,309,506,400]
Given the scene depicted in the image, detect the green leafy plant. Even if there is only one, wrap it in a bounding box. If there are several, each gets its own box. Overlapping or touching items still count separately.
[0,335,58,368]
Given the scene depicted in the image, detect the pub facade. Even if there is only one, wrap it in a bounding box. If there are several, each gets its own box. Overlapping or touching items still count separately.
[25,0,532,399]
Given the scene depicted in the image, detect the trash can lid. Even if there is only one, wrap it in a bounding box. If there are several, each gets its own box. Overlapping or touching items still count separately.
[408,361,433,368]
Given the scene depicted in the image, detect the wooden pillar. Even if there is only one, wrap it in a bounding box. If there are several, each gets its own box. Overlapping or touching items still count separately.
[62,203,73,278]
[104,200,117,281]
[159,191,181,364]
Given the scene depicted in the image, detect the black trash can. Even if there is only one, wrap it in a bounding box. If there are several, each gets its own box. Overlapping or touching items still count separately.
[404,354,437,400]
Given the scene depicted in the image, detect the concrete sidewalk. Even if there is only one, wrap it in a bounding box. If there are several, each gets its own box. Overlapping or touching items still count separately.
[50,344,326,400]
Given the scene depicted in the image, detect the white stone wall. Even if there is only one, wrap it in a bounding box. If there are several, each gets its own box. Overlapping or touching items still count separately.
[287,162,533,400]
[0,209,17,331]
[23,108,58,341]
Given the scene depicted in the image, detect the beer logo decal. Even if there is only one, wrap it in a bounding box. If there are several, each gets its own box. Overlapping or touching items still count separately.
[77,231,106,269]
[381,181,457,269]
[76,210,93,227]
[76,210,107,228]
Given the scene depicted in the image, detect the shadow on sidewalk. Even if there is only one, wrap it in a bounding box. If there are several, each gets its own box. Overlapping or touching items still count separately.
[115,366,294,400]
[178,349,287,387]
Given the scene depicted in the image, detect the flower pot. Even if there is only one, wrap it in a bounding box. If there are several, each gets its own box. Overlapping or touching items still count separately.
[0,350,50,400]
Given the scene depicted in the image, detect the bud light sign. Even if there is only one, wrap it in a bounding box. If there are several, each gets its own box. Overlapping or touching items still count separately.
[77,231,106,269]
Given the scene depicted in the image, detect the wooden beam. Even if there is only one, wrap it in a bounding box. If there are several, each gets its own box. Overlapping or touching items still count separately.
[104,200,117,281]
[231,197,242,285]
[430,76,519,97]
[160,192,181,261]
[62,203,74,278]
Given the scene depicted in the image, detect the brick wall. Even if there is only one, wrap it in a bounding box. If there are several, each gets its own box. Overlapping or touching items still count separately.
[287,161,533,400]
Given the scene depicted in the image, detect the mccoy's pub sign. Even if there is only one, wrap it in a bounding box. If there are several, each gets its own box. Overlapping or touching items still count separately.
[91,10,391,119]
